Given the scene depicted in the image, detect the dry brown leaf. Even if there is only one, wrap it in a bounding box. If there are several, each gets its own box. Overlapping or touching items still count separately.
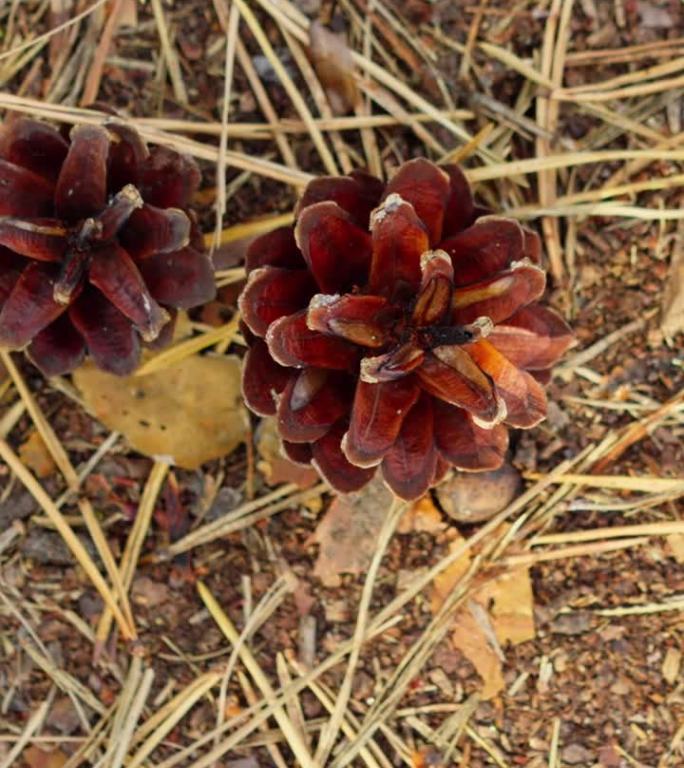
[660,220,684,339]
[397,495,446,534]
[662,647,681,684]
[23,746,68,768]
[452,609,505,699]
[309,21,359,115]
[119,0,138,27]
[431,530,535,699]
[18,430,56,479]
[666,533,684,563]
[477,566,535,647]
[311,476,393,587]
[74,356,248,470]
[255,417,319,489]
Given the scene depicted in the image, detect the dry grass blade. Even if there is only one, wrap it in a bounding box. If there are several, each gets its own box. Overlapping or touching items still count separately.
[251,0,494,162]
[238,671,291,768]
[126,672,221,768]
[0,399,25,438]
[0,94,313,187]
[197,580,318,768]
[96,462,169,646]
[0,356,129,625]
[328,457,585,767]
[534,520,684,545]
[509,203,684,220]
[167,482,327,555]
[150,616,399,768]
[1,351,77,486]
[235,38,298,168]
[0,0,108,63]
[108,663,155,768]
[0,693,53,768]
[554,75,684,101]
[478,41,553,88]
[59,707,115,768]
[315,499,406,763]
[593,598,684,616]
[466,149,684,181]
[20,640,106,715]
[288,656,390,768]
[132,671,221,744]
[524,473,684,493]
[81,0,125,105]
[0,521,23,556]
[150,0,187,103]
[287,27,354,174]
[206,213,294,250]
[134,317,240,376]
[216,575,293,738]
[137,109,474,135]
[502,536,650,568]
[557,315,648,373]
[0,437,134,640]
[234,0,339,176]
[565,37,684,66]
[212,1,241,251]
[590,390,684,473]
[506,172,684,215]
[561,56,684,95]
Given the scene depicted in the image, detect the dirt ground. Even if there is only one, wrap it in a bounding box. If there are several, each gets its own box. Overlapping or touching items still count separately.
[0,1,683,767]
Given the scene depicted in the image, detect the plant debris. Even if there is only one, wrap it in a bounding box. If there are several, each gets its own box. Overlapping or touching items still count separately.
[74,354,248,469]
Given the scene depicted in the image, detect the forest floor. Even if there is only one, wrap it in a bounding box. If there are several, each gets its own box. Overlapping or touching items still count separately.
[0,0,683,766]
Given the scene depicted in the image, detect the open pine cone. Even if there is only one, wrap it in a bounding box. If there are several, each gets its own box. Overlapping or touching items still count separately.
[240,159,574,500]
[0,118,215,375]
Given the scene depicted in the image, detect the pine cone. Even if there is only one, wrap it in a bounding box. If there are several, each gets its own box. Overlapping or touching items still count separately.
[240,159,574,500]
[0,118,216,375]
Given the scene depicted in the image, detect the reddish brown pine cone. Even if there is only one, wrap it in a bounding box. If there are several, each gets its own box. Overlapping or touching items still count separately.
[0,118,216,376]
[239,159,573,500]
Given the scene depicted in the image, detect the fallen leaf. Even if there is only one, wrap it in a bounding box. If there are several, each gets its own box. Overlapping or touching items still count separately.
[119,0,138,26]
[309,21,359,115]
[666,533,684,563]
[397,495,446,534]
[436,463,521,523]
[23,746,68,768]
[562,744,595,765]
[477,566,535,647]
[255,417,319,489]
[661,220,684,339]
[637,1,674,28]
[45,696,80,735]
[18,430,56,478]
[131,576,170,606]
[431,538,473,614]
[452,609,504,699]
[312,476,393,587]
[74,355,248,470]
[431,529,535,699]
[662,647,681,685]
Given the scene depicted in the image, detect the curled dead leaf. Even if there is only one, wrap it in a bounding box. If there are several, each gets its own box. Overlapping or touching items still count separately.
[18,430,56,478]
[397,495,446,534]
[255,416,319,489]
[311,476,393,587]
[431,528,535,700]
[309,20,359,115]
[22,746,68,768]
[74,355,248,469]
